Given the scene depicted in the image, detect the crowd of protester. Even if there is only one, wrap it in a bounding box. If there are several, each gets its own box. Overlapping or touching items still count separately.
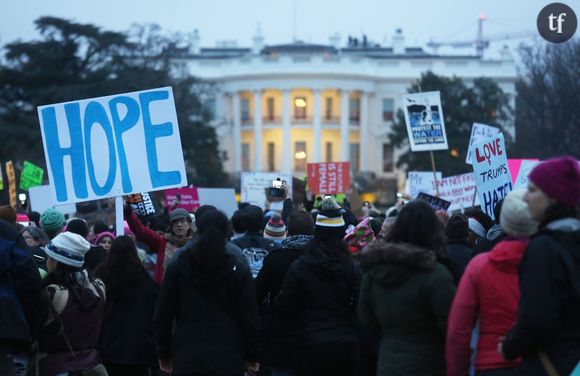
[0,156,578,376]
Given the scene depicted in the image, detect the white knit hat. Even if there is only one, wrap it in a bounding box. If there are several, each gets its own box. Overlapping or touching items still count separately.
[468,217,486,238]
[44,231,91,268]
[500,189,538,236]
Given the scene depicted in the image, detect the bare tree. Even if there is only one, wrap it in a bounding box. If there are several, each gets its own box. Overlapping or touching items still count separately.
[514,39,580,159]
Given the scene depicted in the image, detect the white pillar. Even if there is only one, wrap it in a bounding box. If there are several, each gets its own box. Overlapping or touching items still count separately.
[313,89,322,163]
[282,89,292,174]
[340,90,350,162]
[360,91,369,171]
[253,90,263,171]
[232,92,242,172]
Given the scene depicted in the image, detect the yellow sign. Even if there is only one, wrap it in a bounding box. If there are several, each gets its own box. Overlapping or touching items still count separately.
[6,161,16,209]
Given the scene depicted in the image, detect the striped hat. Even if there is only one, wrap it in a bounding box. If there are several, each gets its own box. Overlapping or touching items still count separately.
[44,231,91,268]
[315,209,346,239]
[264,213,286,239]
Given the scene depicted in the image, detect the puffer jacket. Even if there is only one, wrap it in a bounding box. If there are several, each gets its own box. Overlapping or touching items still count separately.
[358,241,456,376]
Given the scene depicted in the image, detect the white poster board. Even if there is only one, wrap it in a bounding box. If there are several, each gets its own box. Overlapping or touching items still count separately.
[407,171,442,198]
[28,185,77,215]
[197,188,238,219]
[37,87,187,205]
[241,172,293,210]
[435,173,479,212]
[402,91,448,151]
[466,123,501,165]
[513,160,541,189]
[472,133,512,219]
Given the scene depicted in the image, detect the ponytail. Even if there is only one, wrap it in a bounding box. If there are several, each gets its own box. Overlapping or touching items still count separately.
[190,210,229,272]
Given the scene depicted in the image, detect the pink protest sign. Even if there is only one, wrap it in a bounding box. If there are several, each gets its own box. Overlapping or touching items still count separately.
[508,159,539,184]
[165,187,200,213]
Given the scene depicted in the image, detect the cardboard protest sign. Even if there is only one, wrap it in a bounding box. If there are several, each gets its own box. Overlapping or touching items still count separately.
[165,187,200,213]
[466,123,500,165]
[19,161,44,191]
[417,192,451,211]
[126,192,158,217]
[407,171,442,198]
[6,161,17,209]
[241,172,293,209]
[197,188,238,218]
[37,87,187,205]
[402,91,448,151]
[472,133,512,219]
[28,185,77,215]
[513,160,541,189]
[307,162,350,195]
[507,159,540,185]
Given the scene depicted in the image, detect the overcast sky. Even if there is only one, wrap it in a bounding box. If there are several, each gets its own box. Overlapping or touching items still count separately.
[0,0,562,59]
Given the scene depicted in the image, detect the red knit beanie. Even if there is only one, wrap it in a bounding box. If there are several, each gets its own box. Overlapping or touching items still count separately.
[528,156,580,208]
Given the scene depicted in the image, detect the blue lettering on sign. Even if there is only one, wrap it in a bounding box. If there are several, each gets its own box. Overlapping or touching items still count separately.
[41,88,182,202]
[139,90,181,188]
[109,96,140,193]
[84,101,117,196]
[41,104,88,202]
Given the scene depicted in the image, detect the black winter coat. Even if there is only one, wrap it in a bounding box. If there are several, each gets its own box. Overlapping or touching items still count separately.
[154,249,260,376]
[255,235,311,368]
[99,267,159,366]
[503,218,580,375]
[276,243,362,346]
[0,219,42,352]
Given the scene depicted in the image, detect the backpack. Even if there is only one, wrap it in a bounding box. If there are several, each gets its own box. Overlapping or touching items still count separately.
[236,236,272,278]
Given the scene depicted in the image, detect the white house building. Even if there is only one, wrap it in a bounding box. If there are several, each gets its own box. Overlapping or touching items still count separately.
[173,29,517,193]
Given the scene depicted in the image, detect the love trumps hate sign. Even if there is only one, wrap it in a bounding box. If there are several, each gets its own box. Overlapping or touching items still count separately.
[472,133,512,219]
[37,87,187,204]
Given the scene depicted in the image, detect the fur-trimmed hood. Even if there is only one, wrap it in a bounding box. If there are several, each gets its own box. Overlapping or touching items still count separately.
[360,241,436,270]
[359,241,437,287]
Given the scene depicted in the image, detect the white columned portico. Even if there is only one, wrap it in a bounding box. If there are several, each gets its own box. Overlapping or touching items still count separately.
[340,89,350,162]
[282,88,292,174]
[360,91,369,171]
[253,90,263,171]
[232,92,242,172]
[313,89,322,163]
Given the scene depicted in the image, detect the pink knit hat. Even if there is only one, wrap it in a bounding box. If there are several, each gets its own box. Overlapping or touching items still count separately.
[343,217,376,254]
[93,231,116,246]
[528,157,580,208]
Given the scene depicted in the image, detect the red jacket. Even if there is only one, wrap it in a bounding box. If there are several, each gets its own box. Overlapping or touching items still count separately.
[125,212,168,283]
[446,239,526,376]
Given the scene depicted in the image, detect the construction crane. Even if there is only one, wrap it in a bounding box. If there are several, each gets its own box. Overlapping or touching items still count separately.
[427,14,535,57]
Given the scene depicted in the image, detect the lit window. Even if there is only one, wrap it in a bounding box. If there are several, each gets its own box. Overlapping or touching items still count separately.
[294,142,307,171]
[294,97,307,119]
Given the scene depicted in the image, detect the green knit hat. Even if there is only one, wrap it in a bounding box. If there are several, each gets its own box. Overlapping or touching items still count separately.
[40,208,65,233]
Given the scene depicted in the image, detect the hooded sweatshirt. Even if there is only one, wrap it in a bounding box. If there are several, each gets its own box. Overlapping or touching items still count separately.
[446,239,527,376]
[276,243,361,346]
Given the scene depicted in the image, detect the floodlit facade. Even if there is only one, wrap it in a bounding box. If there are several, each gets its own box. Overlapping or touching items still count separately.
[173,29,517,192]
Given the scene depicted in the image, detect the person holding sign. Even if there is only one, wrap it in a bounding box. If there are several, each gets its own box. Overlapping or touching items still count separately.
[124,203,193,283]
[500,157,580,375]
